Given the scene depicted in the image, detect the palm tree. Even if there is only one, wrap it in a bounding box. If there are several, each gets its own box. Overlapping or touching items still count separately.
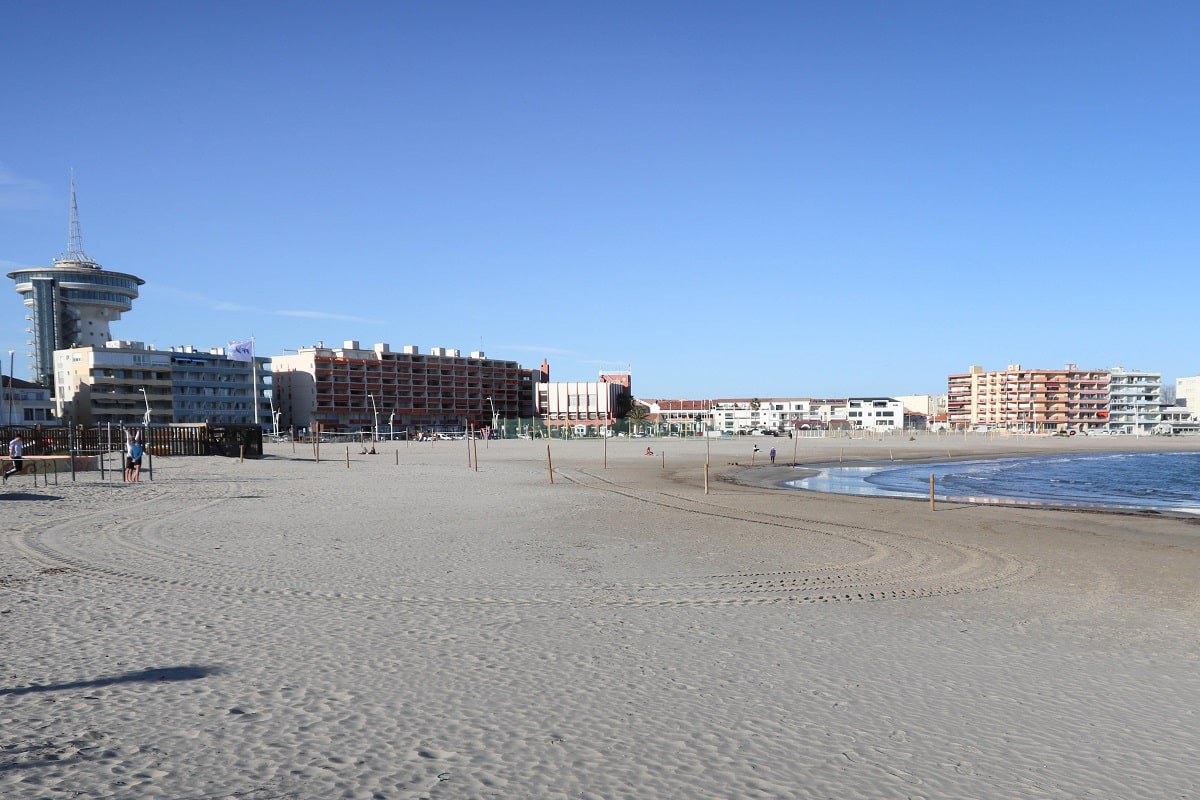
[627,402,650,436]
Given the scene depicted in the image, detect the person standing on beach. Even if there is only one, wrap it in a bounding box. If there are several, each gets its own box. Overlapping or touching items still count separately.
[125,439,145,482]
[770,447,776,465]
[3,433,24,483]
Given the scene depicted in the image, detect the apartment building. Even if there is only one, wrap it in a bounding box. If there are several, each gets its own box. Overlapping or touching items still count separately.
[709,398,831,434]
[169,345,271,427]
[846,397,905,430]
[1,376,56,426]
[54,341,173,427]
[947,364,1110,431]
[1106,367,1162,434]
[1176,375,1200,412]
[271,341,537,435]
[640,398,845,436]
[53,341,269,428]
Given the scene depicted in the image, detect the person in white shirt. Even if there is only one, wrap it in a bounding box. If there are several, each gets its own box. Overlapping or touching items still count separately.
[4,434,24,482]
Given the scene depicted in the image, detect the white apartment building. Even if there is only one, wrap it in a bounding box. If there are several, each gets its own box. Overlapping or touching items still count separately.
[708,398,831,435]
[1107,367,1162,434]
[846,397,904,430]
[1177,375,1200,412]
[1,376,56,426]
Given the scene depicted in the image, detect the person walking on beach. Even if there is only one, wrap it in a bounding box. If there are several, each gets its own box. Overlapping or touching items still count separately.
[3,433,24,483]
[769,447,776,465]
[125,439,144,482]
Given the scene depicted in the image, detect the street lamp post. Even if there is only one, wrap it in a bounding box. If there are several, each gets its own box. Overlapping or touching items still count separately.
[368,393,379,441]
[487,396,498,438]
[6,350,13,427]
[389,411,395,441]
[139,387,151,430]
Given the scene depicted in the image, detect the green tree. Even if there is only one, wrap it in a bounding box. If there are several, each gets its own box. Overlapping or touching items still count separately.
[627,402,650,436]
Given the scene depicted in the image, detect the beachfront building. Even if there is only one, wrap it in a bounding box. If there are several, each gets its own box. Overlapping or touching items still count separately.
[639,398,837,436]
[1159,405,1200,435]
[166,345,271,428]
[54,341,173,428]
[1177,375,1200,412]
[895,394,949,430]
[536,372,632,436]
[642,399,715,436]
[1,376,56,427]
[271,341,537,437]
[846,397,904,430]
[7,180,144,391]
[1106,367,1162,435]
[710,398,829,435]
[947,364,1110,432]
[53,341,270,428]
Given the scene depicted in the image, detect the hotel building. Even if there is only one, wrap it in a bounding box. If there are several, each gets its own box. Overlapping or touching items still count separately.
[271,341,537,435]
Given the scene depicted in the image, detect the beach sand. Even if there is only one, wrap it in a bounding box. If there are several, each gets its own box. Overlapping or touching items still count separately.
[3,433,1199,798]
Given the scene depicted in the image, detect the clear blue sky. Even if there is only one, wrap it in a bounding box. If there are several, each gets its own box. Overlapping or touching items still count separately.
[3,1,1198,399]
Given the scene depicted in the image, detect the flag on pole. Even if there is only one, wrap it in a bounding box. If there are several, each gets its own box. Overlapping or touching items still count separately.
[227,339,254,362]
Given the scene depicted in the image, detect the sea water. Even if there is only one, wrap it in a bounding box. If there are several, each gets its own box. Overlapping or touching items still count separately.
[787,451,1200,513]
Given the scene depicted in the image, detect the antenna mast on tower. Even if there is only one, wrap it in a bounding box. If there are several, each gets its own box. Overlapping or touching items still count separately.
[61,169,99,268]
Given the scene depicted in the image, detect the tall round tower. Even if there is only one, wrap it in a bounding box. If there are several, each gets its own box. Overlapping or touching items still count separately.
[7,177,144,389]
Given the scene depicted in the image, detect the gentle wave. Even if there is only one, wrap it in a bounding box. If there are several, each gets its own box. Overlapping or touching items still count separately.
[787,452,1200,513]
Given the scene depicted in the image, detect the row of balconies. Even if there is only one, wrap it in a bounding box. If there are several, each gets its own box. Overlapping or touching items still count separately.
[317,363,505,375]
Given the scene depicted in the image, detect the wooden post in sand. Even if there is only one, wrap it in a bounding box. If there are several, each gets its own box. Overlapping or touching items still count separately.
[929,473,936,510]
[661,451,665,469]
[395,449,399,466]
[466,426,473,468]
[240,445,245,463]
[704,463,709,495]
[602,426,607,469]
[346,446,350,468]
[546,444,554,484]
[473,434,479,472]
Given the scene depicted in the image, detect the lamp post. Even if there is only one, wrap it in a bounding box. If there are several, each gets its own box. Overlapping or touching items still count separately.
[389,411,395,441]
[139,386,151,430]
[6,350,13,426]
[368,393,379,441]
[487,396,498,438]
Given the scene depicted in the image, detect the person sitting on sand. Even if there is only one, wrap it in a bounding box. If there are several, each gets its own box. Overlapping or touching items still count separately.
[645,447,654,456]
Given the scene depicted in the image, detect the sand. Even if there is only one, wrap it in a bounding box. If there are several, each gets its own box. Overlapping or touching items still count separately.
[3,432,1199,799]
